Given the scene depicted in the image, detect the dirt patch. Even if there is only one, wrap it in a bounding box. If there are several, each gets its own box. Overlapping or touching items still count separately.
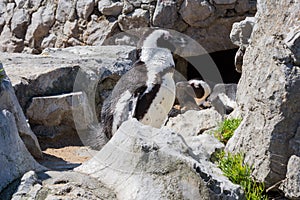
[38,146,98,170]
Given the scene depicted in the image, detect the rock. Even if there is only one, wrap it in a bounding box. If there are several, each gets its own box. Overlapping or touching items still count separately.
[235,0,255,14]
[55,0,74,23]
[185,133,225,160]
[84,17,120,46]
[184,16,245,53]
[118,9,150,31]
[0,0,257,55]
[25,3,56,52]
[26,92,96,149]
[127,0,142,7]
[279,155,300,199]
[230,16,256,47]
[0,25,24,52]
[122,0,134,14]
[284,27,300,66]
[0,109,44,192]
[98,0,123,16]
[0,45,137,115]
[11,9,30,39]
[208,84,237,115]
[152,0,178,28]
[9,171,117,200]
[213,0,237,4]
[76,0,95,20]
[11,171,42,200]
[0,64,43,159]
[41,33,57,49]
[76,119,245,199]
[166,109,222,138]
[179,0,215,27]
[226,0,300,188]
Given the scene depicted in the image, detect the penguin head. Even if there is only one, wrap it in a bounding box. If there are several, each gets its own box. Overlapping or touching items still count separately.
[141,29,185,52]
[188,79,211,100]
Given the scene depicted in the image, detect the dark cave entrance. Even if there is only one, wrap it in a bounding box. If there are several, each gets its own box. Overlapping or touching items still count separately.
[175,48,241,85]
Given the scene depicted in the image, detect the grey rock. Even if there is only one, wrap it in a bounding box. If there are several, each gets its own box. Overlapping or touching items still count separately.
[279,155,300,199]
[3,3,15,25]
[127,0,142,7]
[0,46,137,116]
[26,92,95,149]
[166,109,222,138]
[122,0,134,14]
[25,4,56,52]
[76,0,95,20]
[41,33,57,49]
[185,133,225,160]
[27,92,93,130]
[0,25,24,53]
[284,27,300,66]
[179,0,215,27]
[63,20,79,38]
[9,170,117,200]
[84,16,119,46]
[98,0,123,16]
[235,0,253,14]
[118,9,150,31]
[212,0,237,4]
[226,0,300,188]
[184,16,245,53]
[38,171,117,200]
[230,16,256,47]
[11,171,42,200]
[55,0,74,23]
[208,84,237,115]
[152,0,178,28]
[11,9,30,39]
[76,119,245,200]
[0,0,256,55]
[0,109,44,192]
[0,64,43,159]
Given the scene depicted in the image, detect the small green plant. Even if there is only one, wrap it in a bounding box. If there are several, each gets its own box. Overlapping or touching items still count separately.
[214,118,242,144]
[216,151,268,200]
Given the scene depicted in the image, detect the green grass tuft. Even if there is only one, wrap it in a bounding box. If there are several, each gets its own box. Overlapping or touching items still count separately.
[214,118,242,144]
[216,151,268,200]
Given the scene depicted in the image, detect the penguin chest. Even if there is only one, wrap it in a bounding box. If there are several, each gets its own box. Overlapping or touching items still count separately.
[140,72,175,128]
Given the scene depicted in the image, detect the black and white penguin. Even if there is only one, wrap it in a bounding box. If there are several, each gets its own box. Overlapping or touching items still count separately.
[174,79,211,114]
[188,79,211,106]
[101,29,182,139]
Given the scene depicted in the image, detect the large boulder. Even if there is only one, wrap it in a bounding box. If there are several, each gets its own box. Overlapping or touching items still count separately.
[76,119,245,199]
[226,0,300,191]
[0,65,43,159]
[0,45,137,115]
[26,92,95,149]
[0,45,136,150]
[0,109,44,192]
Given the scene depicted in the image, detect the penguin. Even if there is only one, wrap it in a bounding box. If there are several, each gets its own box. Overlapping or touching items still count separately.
[101,29,183,139]
[188,79,211,107]
[173,79,211,115]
